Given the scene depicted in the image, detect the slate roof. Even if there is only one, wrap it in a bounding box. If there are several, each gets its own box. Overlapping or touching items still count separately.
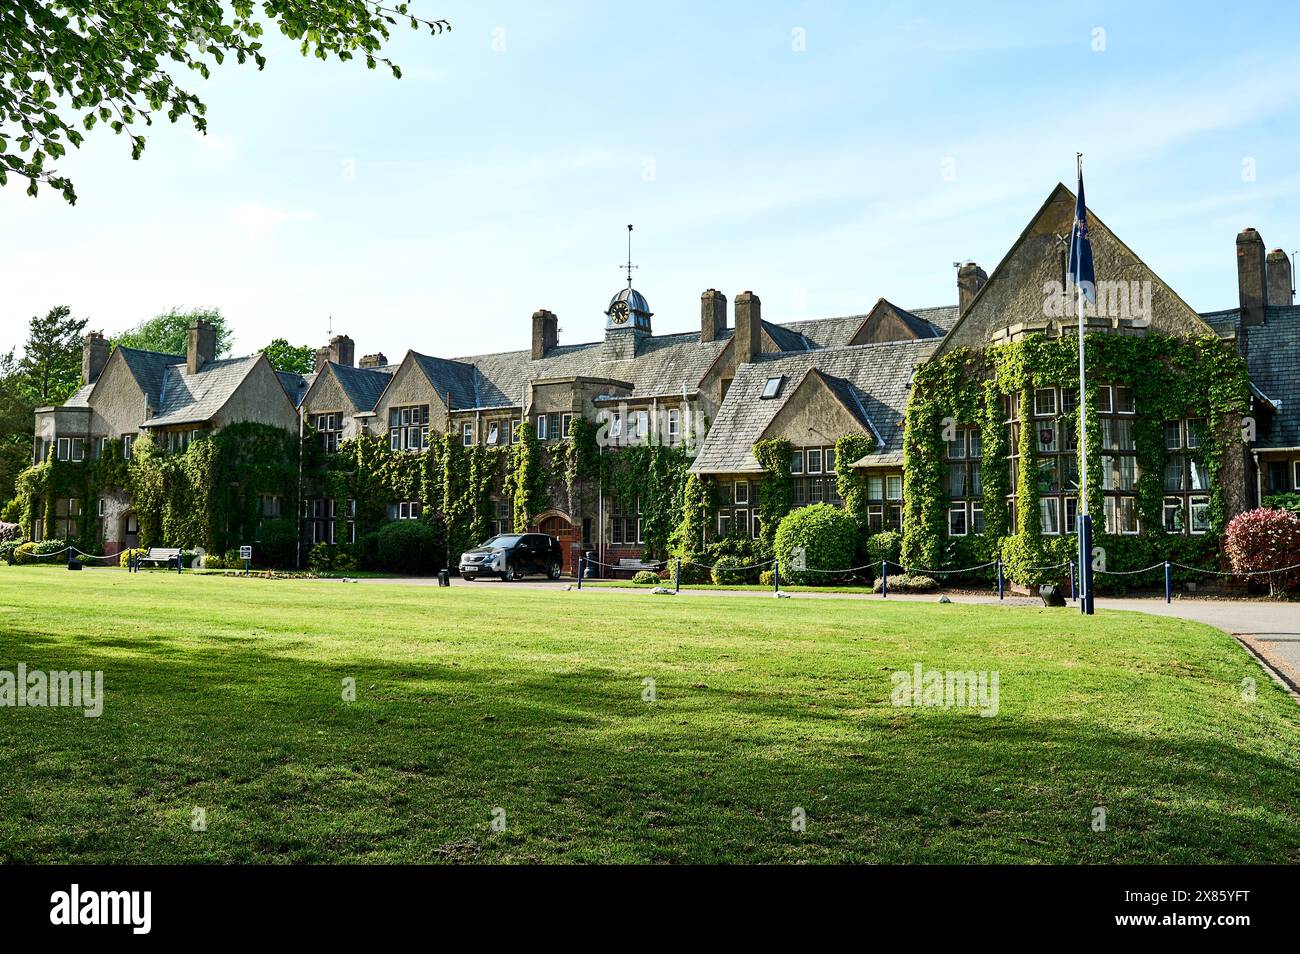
[1202,305,1300,448]
[62,383,94,408]
[328,362,390,412]
[690,339,938,473]
[771,304,953,350]
[277,371,312,408]
[411,352,480,410]
[118,347,182,406]
[142,355,264,428]
[452,330,733,409]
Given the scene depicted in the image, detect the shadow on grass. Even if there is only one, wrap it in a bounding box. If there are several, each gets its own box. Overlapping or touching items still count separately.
[0,623,1297,864]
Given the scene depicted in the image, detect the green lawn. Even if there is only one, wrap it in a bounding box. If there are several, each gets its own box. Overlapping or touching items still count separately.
[0,566,1297,864]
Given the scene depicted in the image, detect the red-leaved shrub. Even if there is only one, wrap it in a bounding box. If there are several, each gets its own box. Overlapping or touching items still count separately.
[1224,508,1300,594]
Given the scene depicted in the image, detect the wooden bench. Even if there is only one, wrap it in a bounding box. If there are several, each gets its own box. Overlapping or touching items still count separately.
[138,547,182,568]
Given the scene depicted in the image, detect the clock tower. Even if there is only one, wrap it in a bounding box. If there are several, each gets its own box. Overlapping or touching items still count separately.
[603,225,653,359]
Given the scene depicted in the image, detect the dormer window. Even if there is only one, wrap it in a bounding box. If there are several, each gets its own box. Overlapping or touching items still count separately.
[760,376,784,400]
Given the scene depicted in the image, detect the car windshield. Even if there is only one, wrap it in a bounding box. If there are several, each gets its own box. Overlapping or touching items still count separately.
[480,535,521,549]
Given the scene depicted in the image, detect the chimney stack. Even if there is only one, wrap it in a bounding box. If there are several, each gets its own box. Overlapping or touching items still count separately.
[329,334,355,368]
[531,309,558,360]
[1236,228,1267,327]
[957,262,988,316]
[1266,248,1292,307]
[82,331,109,386]
[358,353,388,369]
[734,291,762,366]
[313,346,331,374]
[700,289,727,343]
[187,319,216,375]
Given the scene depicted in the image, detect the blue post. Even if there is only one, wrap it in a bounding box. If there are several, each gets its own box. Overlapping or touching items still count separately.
[1069,560,1076,601]
[177,552,183,575]
[674,557,680,593]
[881,560,888,598]
[996,558,1004,601]
[576,556,583,590]
[773,561,779,594]
[1164,560,1171,604]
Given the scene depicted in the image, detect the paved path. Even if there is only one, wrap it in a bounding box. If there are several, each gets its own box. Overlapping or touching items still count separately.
[333,573,1300,692]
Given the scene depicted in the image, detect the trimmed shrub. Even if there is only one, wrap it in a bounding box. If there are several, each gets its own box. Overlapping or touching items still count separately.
[309,542,358,574]
[0,539,23,563]
[14,542,37,565]
[16,540,68,565]
[865,531,902,569]
[118,547,148,568]
[354,531,381,570]
[711,554,754,586]
[759,569,775,587]
[1225,508,1300,595]
[377,520,441,575]
[632,569,659,585]
[1263,492,1300,516]
[872,573,937,593]
[675,552,713,585]
[258,518,298,568]
[773,504,856,585]
[203,554,226,570]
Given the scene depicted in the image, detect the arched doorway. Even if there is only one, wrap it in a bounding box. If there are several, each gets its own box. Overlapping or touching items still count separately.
[534,511,576,576]
[118,511,139,555]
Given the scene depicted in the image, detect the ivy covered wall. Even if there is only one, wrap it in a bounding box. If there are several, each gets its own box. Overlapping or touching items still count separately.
[901,333,1250,587]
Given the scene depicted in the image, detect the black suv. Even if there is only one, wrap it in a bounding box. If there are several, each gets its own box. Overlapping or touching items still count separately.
[459,533,564,582]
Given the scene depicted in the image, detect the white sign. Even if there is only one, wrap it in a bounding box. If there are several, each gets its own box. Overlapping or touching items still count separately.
[239,546,252,560]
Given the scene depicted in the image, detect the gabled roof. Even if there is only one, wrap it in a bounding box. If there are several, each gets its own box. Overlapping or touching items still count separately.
[329,362,390,412]
[690,338,937,473]
[118,346,183,405]
[411,352,479,409]
[142,355,264,428]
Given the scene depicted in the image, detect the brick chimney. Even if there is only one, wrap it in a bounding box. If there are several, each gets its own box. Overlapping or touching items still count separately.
[82,331,109,386]
[313,346,331,374]
[700,289,727,342]
[957,262,988,316]
[358,353,388,369]
[329,334,355,368]
[1266,248,1292,307]
[1236,228,1267,327]
[531,309,558,360]
[734,291,762,366]
[187,319,216,374]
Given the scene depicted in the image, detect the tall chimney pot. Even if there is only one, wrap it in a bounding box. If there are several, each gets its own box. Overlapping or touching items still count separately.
[187,319,216,375]
[82,331,109,386]
[734,291,762,366]
[700,289,727,343]
[957,262,988,316]
[1236,228,1267,327]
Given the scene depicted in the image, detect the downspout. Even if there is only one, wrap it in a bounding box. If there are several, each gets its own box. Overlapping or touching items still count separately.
[296,403,304,569]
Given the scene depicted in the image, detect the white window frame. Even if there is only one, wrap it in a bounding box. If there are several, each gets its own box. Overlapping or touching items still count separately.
[1033,388,1057,418]
[1189,495,1210,535]
[886,475,903,501]
[510,418,521,444]
[667,409,680,441]
[734,480,750,505]
[462,422,474,446]
[561,413,573,440]
[789,450,804,475]
[948,504,968,537]
[535,415,548,441]
[486,421,500,446]
[717,513,731,538]
[122,435,134,460]
[1114,385,1135,415]
[806,449,823,474]
[1039,496,1060,535]
[97,498,106,517]
[57,437,71,461]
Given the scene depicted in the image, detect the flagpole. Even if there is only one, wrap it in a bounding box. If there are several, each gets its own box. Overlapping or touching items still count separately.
[1075,153,1095,615]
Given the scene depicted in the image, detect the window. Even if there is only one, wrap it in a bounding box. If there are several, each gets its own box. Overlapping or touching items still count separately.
[789,451,804,475]
[388,405,429,451]
[491,499,512,537]
[56,437,71,460]
[886,475,903,500]
[806,449,823,474]
[122,435,134,460]
[868,504,884,533]
[734,480,750,505]
[1033,388,1057,417]
[510,418,521,444]
[752,514,762,540]
[717,512,731,538]
[97,498,106,517]
[1163,418,1209,534]
[314,412,341,454]
[761,376,784,399]
[390,501,422,521]
[734,509,750,537]
[947,430,967,459]
[1096,383,1139,534]
[462,422,474,446]
[608,412,621,439]
[667,409,680,442]
[1295,460,1300,491]
[1039,497,1060,535]
[825,447,836,472]
[561,413,573,440]
[949,505,968,536]
[486,420,501,446]
[610,498,641,546]
[259,495,282,518]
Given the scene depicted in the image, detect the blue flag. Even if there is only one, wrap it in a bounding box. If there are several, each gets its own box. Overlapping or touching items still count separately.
[1067,169,1096,303]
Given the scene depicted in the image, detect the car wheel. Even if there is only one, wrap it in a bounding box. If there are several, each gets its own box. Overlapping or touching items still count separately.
[547,560,562,580]
[503,561,517,582]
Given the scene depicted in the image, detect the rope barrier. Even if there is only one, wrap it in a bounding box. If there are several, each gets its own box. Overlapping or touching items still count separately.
[885,559,998,576]
[1168,560,1300,577]
[1094,562,1166,576]
[683,558,776,572]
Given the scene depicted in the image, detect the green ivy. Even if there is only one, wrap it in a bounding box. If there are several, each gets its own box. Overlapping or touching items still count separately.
[752,437,793,551]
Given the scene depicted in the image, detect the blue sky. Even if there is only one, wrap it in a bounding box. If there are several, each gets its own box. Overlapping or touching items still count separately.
[4,1,1300,359]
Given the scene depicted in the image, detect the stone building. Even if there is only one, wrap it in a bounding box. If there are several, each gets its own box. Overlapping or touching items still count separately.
[28,184,1300,570]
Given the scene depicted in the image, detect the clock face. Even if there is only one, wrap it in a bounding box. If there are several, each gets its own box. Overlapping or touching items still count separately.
[610,300,630,324]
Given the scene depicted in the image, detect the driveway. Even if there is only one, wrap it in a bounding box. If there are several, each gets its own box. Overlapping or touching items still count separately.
[335,574,1300,693]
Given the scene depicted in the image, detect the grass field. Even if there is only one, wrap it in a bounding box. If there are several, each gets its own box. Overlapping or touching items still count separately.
[1,566,1297,864]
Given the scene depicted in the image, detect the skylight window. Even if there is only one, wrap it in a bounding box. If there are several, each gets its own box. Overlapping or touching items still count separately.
[760,376,784,400]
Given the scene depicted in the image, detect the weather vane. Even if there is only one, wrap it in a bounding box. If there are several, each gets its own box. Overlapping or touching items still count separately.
[620,224,637,289]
